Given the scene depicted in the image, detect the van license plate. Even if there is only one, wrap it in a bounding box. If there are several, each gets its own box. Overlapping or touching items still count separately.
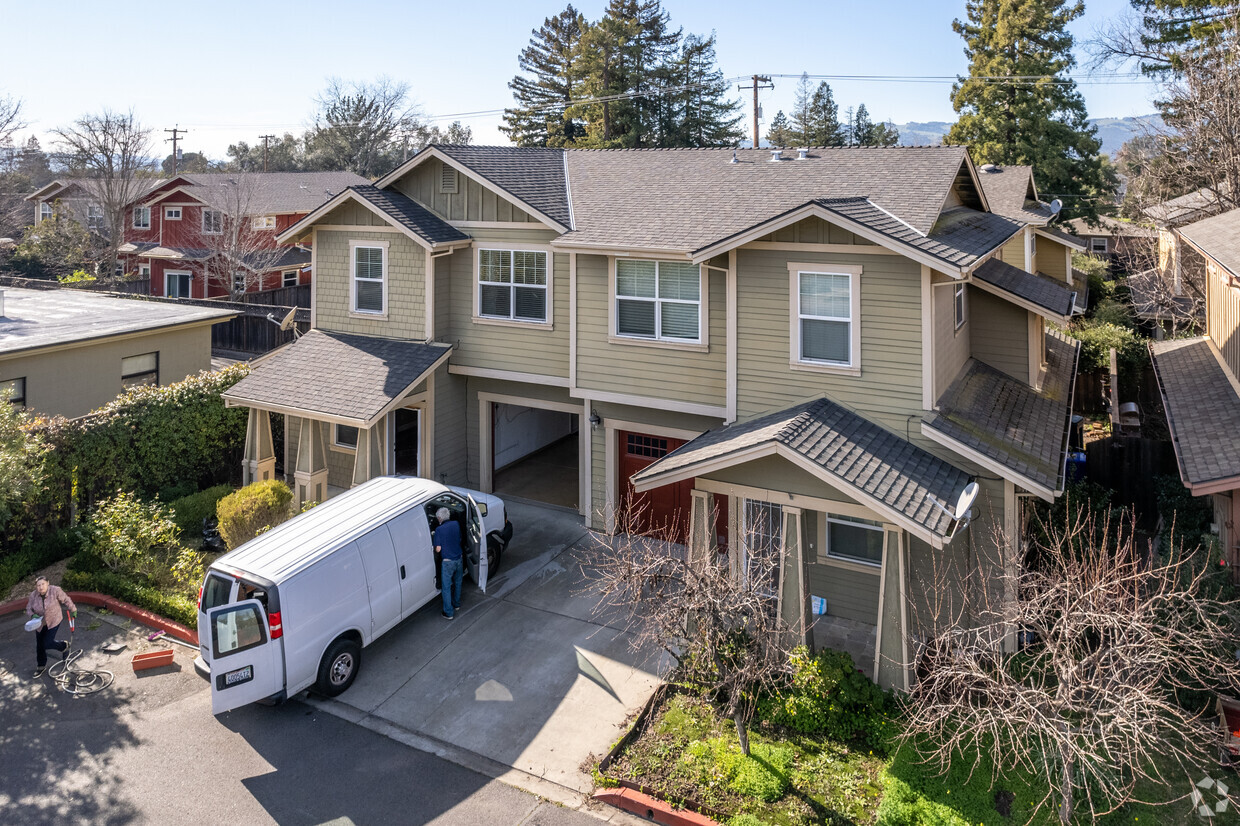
[218,665,253,690]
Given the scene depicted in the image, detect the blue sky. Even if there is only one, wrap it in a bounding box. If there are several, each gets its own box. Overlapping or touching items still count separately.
[0,0,1158,159]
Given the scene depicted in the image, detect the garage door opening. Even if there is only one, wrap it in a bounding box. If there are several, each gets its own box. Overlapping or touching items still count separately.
[491,403,579,510]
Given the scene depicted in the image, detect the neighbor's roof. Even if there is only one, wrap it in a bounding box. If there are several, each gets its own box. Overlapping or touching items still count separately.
[972,257,1076,320]
[1064,215,1157,238]
[630,396,973,545]
[1144,184,1232,225]
[1126,268,1200,321]
[147,172,369,214]
[1035,224,1087,251]
[0,287,235,356]
[26,178,161,203]
[923,329,1080,498]
[1176,206,1240,277]
[349,185,471,247]
[1150,337,1240,491]
[975,165,1055,225]
[222,330,451,426]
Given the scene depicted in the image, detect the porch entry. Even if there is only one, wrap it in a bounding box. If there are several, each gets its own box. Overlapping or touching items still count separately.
[491,403,580,510]
[390,407,420,476]
[618,431,692,544]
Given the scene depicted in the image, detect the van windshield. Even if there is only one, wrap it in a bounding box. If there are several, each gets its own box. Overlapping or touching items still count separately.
[201,574,233,612]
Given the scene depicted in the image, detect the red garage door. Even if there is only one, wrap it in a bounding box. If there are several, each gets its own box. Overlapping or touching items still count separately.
[618,431,693,545]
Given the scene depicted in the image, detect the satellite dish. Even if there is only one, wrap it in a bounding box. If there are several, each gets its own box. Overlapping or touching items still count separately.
[1049,199,1063,216]
[954,482,979,521]
[277,306,297,331]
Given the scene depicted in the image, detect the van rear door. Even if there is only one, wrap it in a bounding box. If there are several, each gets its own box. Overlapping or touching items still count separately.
[206,599,284,714]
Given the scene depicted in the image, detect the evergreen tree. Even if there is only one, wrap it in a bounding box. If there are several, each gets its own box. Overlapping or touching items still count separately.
[663,33,743,146]
[806,81,845,146]
[226,133,306,172]
[789,73,814,144]
[1126,0,1240,73]
[766,110,795,146]
[850,105,865,145]
[501,5,588,147]
[947,0,1117,220]
[850,104,902,146]
[869,120,902,146]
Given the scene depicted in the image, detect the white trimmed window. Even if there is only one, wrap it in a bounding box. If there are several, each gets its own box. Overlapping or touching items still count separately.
[1090,236,1108,254]
[282,269,298,288]
[478,249,548,323]
[2,377,25,407]
[202,209,222,234]
[39,203,52,222]
[252,215,276,230]
[87,204,105,231]
[791,264,861,369]
[615,259,701,342]
[165,270,191,298]
[334,424,359,450]
[165,207,182,221]
[826,514,884,566]
[121,352,159,389]
[232,270,246,292]
[138,264,151,280]
[350,242,387,315]
[954,282,967,330]
[133,206,151,229]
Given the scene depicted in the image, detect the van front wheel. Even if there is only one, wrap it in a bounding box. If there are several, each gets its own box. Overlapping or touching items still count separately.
[316,637,361,697]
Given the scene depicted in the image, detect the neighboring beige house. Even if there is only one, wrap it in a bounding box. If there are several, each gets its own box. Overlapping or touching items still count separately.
[0,287,235,418]
[1064,215,1158,274]
[222,145,1082,690]
[1150,207,1240,576]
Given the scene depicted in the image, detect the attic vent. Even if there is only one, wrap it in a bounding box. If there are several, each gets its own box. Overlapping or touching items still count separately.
[770,149,783,162]
[439,165,458,194]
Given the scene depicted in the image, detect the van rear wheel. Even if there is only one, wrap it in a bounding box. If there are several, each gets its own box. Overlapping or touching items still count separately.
[316,637,361,697]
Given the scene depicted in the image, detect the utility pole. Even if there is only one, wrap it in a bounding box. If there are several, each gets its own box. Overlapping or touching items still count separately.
[738,75,773,149]
[164,125,187,175]
[259,134,276,172]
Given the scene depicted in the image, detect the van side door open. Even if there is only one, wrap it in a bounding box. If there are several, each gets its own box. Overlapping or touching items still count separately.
[207,599,284,714]
[464,493,487,593]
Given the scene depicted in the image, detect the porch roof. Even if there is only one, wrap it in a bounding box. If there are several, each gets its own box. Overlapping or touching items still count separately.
[629,397,973,545]
[922,329,1080,499]
[222,329,451,427]
[972,257,1076,321]
[1150,336,1240,493]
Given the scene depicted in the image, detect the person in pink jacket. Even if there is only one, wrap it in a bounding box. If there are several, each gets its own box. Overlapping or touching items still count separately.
[25,576,76,678]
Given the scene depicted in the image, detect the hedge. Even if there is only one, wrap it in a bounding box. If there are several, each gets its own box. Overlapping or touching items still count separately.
[168,484,234,538]
[63,552,198,628]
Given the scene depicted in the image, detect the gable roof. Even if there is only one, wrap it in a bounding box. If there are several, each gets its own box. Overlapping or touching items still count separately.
[275,185,470,250]
[629,396,973,547]
[1150,336,1240,492]
[974,165,1055,224]
[1144,184,1233,226]
[144,172,368,215]
[1064,215,1157,239]
[1176,206,1240,277]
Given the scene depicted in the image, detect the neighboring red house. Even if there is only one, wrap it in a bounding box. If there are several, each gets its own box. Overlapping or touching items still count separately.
[118,172,367,299]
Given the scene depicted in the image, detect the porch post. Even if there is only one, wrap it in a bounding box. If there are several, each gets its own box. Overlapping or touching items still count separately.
[351,421,386,487]
[778,507,810,648]
[875,529,910,691]
[242,408,276,485]
[293,418,329,507]
[687,490,712,569]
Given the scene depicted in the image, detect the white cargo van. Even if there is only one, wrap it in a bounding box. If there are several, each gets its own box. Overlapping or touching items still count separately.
[195,476,511,714]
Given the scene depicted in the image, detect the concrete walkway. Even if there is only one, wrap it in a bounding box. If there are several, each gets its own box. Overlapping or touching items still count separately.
[306,500,666,808]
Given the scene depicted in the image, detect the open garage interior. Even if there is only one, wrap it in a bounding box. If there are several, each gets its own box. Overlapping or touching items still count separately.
[491,403,579,510]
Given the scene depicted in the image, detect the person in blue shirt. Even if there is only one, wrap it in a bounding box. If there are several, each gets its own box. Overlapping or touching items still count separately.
[433,507,464,620]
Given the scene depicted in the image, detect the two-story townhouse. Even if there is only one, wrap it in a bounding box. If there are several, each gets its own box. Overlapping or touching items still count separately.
[1149,207,1240,576]
[221,145,1082,690]
[24,179,161,240]
[116,172,367,298]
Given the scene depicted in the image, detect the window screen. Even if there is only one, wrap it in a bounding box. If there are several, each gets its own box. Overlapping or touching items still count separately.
[2,377,25,406]
[121,352,159,389]
[616,260,700,341]
[478,249,547,322]
[335,424,359,449]
[826,515,884,565]
[799,272,852,364]
[353,246,385,313]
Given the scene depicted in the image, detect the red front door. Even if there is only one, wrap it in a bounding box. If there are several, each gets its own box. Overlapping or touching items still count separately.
[618,431,693,545]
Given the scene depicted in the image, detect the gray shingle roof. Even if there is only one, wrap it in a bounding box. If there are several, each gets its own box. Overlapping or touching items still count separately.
[924,329,1080,493]
[223,330,451,425]
[975,165,1054,224]
[1150,337,1240,487]
[434,145,572,229]
[168,172,370,215]
[1177,206,1240,277]
[1063,215,1157,239]
[973,257,1076,318]
[630,396,973,541]
[349,185,470,247]
[1144,184,1232,225]
[1036,224,1086,250]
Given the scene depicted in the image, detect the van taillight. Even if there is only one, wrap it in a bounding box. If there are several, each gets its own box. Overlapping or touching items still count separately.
[268,611,282,640]
[197,586,203,611]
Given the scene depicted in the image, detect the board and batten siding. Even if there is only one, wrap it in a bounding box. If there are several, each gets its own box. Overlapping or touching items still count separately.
[315,200,393,229]
[758,216,878,246]
[1207,259,1240,378]
[314,230,426,340]
[969,288,1030,384]
[735,248,922,431]
[934,279,971,399]
[574,253,726,408]
[392,158,542,224]
[444,228,569,379]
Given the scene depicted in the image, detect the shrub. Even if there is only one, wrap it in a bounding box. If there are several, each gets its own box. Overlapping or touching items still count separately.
[683,737,792,803]
[1091,297,1135,330]
[216,479,293,550]
[758,647,895,752]
[727,815,767,826]
[0,525,84,598]
[168,485,234,538]
[85,491,181,576]
[63,555,197,627]
[1069,319,1148,388]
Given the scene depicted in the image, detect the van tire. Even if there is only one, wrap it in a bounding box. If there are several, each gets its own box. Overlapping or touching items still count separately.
[486,535,504,575]
[316,637,361,697]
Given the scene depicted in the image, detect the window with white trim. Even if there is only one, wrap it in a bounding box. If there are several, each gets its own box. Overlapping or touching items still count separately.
[1090,236,1108,254]
[2,377,25,407]
[796,270,856,366]
[741,499,781,597]
[615,259,701,342]
[954,282,967,330]
[252,215,276,230]
[165,271,191,298]
[825,514,884,566]
[334,424,359,449]
[351,243,386,314]
[39,203,52,222]
[87,204,105,231]
[165,207,182,221]
[478,249,548,322]
[232,270,246,292]
[282,269,298,288]
[132,206,151,229]
[138,264,151,280]
[121,352,159,389]
[202,209,222,234]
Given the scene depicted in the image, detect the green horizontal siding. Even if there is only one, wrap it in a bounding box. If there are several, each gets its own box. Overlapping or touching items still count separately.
[807,560,880,624]
[435,368,468,485]
[935,282,971,397]
[314,230,426,340]
[969,288,1029,383]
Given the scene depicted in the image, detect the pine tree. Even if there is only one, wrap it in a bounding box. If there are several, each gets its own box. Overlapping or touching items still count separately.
[806,82,845,146]
[766,110,795,146]
[869,120,902,146]
[851,105,868,145]
[947,0,1117,220]
[501,5,588,147]
[789,73,814,145]
[664,33,743,146]
[1126,0,1240,73]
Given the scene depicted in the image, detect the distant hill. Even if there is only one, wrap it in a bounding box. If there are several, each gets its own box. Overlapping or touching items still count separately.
[894,115,1162,157]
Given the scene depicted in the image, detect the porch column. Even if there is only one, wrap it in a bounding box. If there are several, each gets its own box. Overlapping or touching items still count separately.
[687,490,712,569]
[351,421,386,487]
[874,529,910,691]
[242,408,276,485]
[293,418,329,507]
[778,507,810,649]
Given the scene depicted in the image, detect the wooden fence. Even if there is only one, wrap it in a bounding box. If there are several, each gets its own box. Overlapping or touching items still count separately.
[1084,435,1176,523]
[234,284,310,309]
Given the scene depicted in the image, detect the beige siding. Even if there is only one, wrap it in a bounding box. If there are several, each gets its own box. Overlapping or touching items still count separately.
[0,324,215,419]
[435,368,469,485]
[757,216,877,245]
[735,249,922,432]
[969,288,1030,383]
[433,254,451,341]
[316,201,392,228]
[1207,259,1240,378]
[1038,237,1069,283]
[391,158,541,224]
[999,234,1024,267]
[575,254,726,408]
[443,228,569,379]
[314,230,426,339]
[935,281,971,396]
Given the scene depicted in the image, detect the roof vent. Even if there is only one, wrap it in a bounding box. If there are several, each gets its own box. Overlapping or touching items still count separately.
[980,163,999,173]
[440,165,458,194]
[730,150,738,164]
[797,148,808,160]
[770,149,783,162]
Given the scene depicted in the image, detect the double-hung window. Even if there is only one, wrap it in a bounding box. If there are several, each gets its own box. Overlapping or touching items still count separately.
[133,206,151,229]
[202,209,222,234]
[1,377,25,407]
[792,264,860,369]
[825,514,884,566]
[282,269,298,288]
[87,204,105,231]
[954,282,967,330]
[350,242,387,314]
[478,249,548,323]
[39,203,52,222]
[615,259,701,342]
[1090,236,1108,254]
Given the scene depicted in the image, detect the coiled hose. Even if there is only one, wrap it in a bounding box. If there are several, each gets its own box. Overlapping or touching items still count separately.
[47,644,115,696]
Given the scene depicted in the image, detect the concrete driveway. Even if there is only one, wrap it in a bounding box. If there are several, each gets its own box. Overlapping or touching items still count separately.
[307,499,666,801]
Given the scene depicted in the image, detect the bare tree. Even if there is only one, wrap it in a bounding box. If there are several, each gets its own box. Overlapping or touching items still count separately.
[53,109,156,281]
[903,505,1240,824]
[0,93,24,147]
[199,174,289,299]
[305,77,424,179]
[584,505,799,755]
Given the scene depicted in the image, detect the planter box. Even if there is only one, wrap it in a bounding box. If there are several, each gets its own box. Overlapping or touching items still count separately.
[132,649,175,672]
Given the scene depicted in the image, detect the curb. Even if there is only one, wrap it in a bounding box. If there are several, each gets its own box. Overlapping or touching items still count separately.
[593,788,720,826]
[0,592,198,646]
